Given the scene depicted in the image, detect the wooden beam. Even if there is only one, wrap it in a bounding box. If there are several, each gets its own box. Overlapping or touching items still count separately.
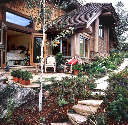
[94,17,99,52]
[101,12,111,16]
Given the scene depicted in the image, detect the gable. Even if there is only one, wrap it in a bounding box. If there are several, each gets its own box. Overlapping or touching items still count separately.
[47,3,119,31]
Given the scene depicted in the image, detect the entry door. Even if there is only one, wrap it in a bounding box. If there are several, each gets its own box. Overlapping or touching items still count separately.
[0,22,7,67]
[31,33,43,66]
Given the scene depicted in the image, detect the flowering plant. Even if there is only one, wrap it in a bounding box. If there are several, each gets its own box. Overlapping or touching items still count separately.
[36,56,41,63]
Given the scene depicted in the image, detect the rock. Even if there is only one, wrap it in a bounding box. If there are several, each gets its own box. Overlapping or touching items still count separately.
[51,122,71,125]
[72,104,97,115]
[78,100,103,107]
[0,81,37,118]
[67,113,87,125]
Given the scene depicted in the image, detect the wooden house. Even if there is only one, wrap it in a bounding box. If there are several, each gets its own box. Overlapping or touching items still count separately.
[46,3,119,60]
[0,0,118,67]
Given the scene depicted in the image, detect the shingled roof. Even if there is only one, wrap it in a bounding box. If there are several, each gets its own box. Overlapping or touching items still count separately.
[47,3,119,30]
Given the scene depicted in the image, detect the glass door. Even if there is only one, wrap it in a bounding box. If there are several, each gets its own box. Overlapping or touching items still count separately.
[31,33,43,65]
[0,22,7,67]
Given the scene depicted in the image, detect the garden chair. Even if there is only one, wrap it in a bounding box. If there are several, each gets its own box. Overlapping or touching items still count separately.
[45,55,56,72]
[64,54,82,73]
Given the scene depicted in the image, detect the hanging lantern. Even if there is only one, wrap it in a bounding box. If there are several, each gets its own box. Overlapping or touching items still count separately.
[55,40,60,44]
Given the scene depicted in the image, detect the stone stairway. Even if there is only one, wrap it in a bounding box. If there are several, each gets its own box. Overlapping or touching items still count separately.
[67,100,103,125]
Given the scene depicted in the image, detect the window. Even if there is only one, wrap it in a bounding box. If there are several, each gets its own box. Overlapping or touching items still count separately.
[33,37,42,63]
[6,12,33,28]
[99,21,104,38]
[52,36,72,57]
[79,36,89,58]
[0,23,2,44]
[0,30,1,44]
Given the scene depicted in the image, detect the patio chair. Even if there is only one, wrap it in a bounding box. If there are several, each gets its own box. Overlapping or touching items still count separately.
[64,54,82,73]
[45,55,56,72]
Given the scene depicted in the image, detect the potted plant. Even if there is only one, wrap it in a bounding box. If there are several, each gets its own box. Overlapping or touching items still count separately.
[73,64,83,75]
[15,69,22,82]
[21,70,33,85]
[11,70,18,82]
[55,52,65,72]
[23,56,30,65]
[58,64,64,73]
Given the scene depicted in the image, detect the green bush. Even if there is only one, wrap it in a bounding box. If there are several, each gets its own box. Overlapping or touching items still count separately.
[73,64,83,71]
[21,70,33,81]
[108,67,128,88]
[49,76,96,104]
[11,70,17,77]
[96,112,107,125]
[107,94,128,122]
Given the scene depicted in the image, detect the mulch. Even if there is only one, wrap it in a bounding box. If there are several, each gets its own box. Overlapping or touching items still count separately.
[0,94,77,125]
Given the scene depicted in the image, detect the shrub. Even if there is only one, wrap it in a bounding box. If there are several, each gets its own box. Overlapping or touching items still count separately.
[96,112,107,125]
[11,70,17,77]
[49,76,96,104]
[108,67,128,88]
[21,70,33,81]
[107,94,128,122]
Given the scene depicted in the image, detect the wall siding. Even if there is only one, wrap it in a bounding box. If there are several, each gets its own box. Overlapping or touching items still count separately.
[90,23,95,52]
[0,0,65,31]
[98,25,108,53]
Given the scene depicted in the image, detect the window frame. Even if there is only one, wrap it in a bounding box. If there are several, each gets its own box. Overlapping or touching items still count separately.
[2,7,35,30]
[51,35,72,58]
[6,11,33,29]
[79,35,89,58]
[99,21,104,38]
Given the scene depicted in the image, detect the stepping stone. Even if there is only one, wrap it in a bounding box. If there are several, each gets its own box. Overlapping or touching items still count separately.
[78,100,103,107]
[67,113,87,125]
[51,123,71,125]
[91,91,105,96]
[72,104,97,116]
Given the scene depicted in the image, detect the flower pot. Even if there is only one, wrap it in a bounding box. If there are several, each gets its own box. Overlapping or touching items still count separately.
[13,77,16,82]
[74,70,79,75]
[26,62,29,65]
[15,77,19,82]
[19,78,22,84]
[22,80,26,85]
[13,77,19,82]
[22,80,30,85]
[25,80,30,85]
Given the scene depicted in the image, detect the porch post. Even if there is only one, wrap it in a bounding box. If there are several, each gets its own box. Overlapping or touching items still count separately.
[94,17,99,52]
[60,37,62,53]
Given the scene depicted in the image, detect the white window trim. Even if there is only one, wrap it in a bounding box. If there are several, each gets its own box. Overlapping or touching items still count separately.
[80,35,89,58]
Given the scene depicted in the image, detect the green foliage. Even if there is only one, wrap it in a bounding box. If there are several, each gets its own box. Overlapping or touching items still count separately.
[73,64,83,71]
[57,97,68,106]
[15,69,22,78]
[78,72,83,77]
[49,76,95,105]
[107,94,128,122]
[23,56,30,64]
[55,52,64,72]
[96,112,107,125]
[6,98,16,122]
[115,1,128,42]
[55,52,65,65]
[11,70,17,77]
[108,67,128,88]
[21,70,33,81]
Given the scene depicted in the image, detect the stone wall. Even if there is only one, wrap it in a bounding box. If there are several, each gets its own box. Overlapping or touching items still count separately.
[98,25,108,53]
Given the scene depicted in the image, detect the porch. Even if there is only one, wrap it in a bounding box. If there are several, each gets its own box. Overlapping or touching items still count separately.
[0,65,73,88]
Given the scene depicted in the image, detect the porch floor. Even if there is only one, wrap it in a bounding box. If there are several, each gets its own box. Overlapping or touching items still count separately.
[0,65,73,88]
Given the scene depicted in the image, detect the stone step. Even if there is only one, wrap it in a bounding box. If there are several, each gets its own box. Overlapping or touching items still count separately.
[72,104,97,116]
[67,113,87,125]
[51,122,71,125]
[78,100,103,107]
[91,91,105,96]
